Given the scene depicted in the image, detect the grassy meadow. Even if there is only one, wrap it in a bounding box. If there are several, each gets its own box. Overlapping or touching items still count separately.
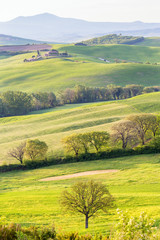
[0,91,160,165]
[0,44,160,92]
[1,154,160,234]
[135,37,160,47]
[59,44,160,63]
[0,42,160,235]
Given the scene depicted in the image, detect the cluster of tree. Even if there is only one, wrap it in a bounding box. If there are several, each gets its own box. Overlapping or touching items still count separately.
[8,139,48,164]
[59,84,160,104]
[112,114,160,149]
[79,34,144,45]
[62,131,110,157]
[0,91,57,117]
[62,114,160,157]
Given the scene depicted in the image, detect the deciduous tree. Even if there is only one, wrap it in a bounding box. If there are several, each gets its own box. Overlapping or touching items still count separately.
[61,180,115,229]
[62,134,82,157]
[127,114,155,145]
[25,139,48,161]
[87,131,110,152]
[111,120,136,149]
[8,142,26,164]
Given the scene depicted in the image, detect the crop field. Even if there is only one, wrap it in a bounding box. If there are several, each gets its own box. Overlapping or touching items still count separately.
[0,44,52,52]
[0,91,160,165]
[1,154,160,234]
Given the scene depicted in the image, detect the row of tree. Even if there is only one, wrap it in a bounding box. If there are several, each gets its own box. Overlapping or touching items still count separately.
[1,84,160,117]
[9,114,160,163]
[58,84,160,104]
[0,91,57,116]
[62,114,160,156]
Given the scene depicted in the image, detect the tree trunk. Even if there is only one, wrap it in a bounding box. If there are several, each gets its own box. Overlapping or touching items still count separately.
[142,136,145,145]
[85,215,89,229]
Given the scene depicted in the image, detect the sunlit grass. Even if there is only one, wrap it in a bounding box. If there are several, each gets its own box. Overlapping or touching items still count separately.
[0,154,160,234]
[0,92,160,164]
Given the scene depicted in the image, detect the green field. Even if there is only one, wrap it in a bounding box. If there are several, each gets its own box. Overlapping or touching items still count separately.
[0,91,160,165]
[135,37,160,47]
[0,44,160,92]
[1,154,160,234]
[59,44,160,63]
[1,42,160,235]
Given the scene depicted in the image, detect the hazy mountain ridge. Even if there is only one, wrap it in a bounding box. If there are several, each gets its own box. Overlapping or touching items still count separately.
[1,13,160,42]
[0,34,45,45]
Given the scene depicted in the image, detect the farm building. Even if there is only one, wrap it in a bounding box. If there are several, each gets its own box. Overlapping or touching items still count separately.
[49,49,59,56]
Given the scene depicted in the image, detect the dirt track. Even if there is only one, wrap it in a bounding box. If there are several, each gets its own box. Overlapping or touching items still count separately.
[39,170,118,182]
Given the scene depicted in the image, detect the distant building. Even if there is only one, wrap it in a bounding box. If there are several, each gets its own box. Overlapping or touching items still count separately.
[49,49,59,56]
[60,52,68,56]
[75,42,87,46]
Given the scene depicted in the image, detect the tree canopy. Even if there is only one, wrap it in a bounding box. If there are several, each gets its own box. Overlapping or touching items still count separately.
[61,180,115,228]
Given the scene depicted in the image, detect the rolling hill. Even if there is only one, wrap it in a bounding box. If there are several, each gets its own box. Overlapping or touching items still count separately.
[78,34,160,47]
[1,91,160,165]
[0,34,44,45]
[79,34,144,45]
[0,44,160,92]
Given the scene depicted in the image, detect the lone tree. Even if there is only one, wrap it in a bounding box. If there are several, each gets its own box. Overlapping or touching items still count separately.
[25,139,48,161]
[61,180,115,229]
[8,141,26,164]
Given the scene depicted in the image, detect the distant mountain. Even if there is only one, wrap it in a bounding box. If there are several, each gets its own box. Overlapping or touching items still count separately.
[1,13,160,43]
[0,34,45,45]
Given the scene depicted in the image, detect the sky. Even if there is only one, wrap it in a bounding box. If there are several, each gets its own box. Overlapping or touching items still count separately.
[1,0,160,23]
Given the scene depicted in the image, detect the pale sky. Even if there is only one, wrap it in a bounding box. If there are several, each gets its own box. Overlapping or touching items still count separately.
[1,0,160,23]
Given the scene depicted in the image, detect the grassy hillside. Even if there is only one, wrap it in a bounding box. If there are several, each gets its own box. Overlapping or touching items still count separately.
[79,34,160,47]
[1,92,160,165]
[0,34,43,45]
[59,44,160,63]
[135,37,160,47]
[79,34,144,45]
[0,45,160,92]
[1,154,160,234]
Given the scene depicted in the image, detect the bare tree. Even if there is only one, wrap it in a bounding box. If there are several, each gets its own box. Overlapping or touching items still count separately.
[127,114,155,145]
[8,142,26,164]
[61,180,115,229]
[111,120,136,149]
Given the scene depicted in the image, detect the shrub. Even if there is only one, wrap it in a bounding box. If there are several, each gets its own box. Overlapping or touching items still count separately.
[111,209,155,240]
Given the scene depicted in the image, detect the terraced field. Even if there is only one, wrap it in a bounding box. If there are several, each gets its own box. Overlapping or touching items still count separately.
[0,92,160,165]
